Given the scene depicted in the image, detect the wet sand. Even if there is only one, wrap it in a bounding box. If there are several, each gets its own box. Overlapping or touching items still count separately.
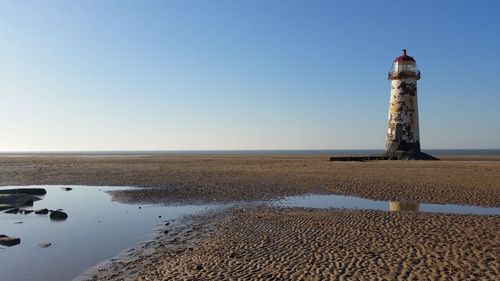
[0,155,499,206]
[1,155,499,280]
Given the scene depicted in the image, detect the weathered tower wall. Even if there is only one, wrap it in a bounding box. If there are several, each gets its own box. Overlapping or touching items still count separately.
[386,78,421,154]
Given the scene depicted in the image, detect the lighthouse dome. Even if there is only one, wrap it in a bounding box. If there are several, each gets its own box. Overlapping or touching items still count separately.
[388,49,420,80]
[394,49,415,62]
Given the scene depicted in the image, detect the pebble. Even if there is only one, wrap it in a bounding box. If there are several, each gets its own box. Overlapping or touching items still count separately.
[38,242,52,248]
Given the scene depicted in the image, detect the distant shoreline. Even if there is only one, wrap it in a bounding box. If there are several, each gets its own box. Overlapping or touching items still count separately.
[1,149,500,156]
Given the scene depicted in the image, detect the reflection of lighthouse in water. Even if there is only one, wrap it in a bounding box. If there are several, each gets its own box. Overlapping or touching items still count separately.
[384,50,436,160]
[389,201,419,212]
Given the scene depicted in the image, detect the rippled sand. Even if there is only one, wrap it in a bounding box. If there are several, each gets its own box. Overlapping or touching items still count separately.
[1,155,499,206]
[83,207,499,280]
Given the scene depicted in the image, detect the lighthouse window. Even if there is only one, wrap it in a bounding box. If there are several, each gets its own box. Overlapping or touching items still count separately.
[392,63,418,73]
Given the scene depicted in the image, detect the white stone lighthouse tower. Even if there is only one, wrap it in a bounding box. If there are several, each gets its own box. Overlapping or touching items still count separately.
[385,49,426,159]
[331,49,436,162]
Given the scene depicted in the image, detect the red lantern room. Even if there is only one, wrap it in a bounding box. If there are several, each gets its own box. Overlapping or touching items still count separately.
[388,49,420,80]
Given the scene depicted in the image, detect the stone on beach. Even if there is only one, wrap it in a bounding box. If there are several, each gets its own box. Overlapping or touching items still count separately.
[0,235,21,247]
[0,204,15,211]
[38,242,52,248]
[34,208,49,214]
[4,208,19,214]
[50,210,68,220]
[0,188,47,195]
[0,193,40,207]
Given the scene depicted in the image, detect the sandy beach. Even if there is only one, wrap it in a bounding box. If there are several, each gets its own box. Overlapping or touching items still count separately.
[1,155,499,206]
[81,207,499,280]
[1,155,499,280]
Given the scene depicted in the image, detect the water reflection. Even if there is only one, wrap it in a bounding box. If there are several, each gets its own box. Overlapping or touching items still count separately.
[274,194,500,216]
[389,201,419,212]
[0,186,223,281]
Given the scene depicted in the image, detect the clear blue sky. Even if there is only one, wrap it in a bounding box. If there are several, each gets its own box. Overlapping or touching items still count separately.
[1,0,499,151]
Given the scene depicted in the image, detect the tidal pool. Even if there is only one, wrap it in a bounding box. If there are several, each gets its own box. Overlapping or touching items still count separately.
[0,186,221,281]
[273,194,500,216]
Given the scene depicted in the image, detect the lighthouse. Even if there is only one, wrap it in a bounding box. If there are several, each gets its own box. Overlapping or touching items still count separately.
[330,49,436,161]
[385,50,433,160]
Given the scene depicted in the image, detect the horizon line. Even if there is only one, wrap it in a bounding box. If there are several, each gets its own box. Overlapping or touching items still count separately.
[1,148,499,154]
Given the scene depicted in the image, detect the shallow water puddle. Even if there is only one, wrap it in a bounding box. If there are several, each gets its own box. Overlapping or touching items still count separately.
[273,194,500,216]
[0,186,221,281]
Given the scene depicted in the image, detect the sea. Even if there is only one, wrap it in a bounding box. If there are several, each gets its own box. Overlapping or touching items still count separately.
[1,149,500,156]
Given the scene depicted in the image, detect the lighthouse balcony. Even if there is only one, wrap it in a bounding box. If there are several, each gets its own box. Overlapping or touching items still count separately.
[388,70,421,80]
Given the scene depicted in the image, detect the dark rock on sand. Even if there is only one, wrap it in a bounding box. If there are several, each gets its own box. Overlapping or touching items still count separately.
[0,204,15,211]
[0,188,46,195]
[20,209,34,214]
[4,208,19,214]
[0,193,39,207]
[61,187,72,191]
[0,235,21,246]
[35,208,49,214]
[49,210,68,220]
[38,242,52,248]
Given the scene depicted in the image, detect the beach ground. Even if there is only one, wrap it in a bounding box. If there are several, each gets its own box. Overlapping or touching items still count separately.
[0,155,499,206]
[81,207,499,280]
[1,155,499,280]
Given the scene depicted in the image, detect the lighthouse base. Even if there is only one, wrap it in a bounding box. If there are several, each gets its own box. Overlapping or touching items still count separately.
[329,152,438,161]
[383,140,437,160]
[329,150,438,162]
[382,150,438,160]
